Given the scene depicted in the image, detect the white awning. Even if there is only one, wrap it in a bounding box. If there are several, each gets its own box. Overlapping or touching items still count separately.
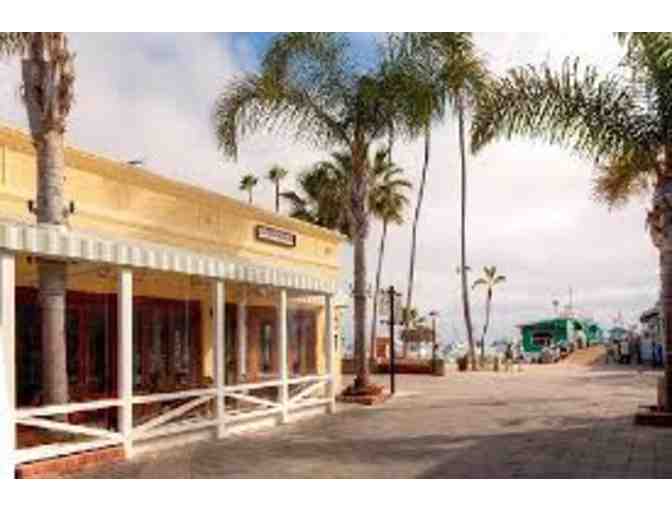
[0,221,337,294]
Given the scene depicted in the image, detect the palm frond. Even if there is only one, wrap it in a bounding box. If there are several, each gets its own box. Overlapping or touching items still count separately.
[471,58,658,166]
[0,32,32,58]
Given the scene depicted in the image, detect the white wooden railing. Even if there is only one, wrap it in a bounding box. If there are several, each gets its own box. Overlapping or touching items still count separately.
[12,373,334,466]
[7,276,338,470]
[14,399,123,465]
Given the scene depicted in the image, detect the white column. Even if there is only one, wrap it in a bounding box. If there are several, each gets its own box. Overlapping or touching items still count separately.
[325,294,336,414]
[0,251,15,478]
[237,287,247,381]
[118,268,133,458]
[279,289,289,423]
[212,279,226,438]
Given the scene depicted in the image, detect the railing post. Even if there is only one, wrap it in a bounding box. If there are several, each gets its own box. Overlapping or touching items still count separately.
[213,279,227,438]
[325,293,336,414]
[118,268,133,458]
[0,250,15,478]
[279,289,289,423]
[237,287,247,381]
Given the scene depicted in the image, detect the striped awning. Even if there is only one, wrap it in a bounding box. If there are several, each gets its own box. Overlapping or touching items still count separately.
[0,221,337,294]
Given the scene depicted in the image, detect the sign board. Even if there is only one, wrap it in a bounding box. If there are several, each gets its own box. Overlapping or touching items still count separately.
[378,289,403,325]
[255,225,296,248]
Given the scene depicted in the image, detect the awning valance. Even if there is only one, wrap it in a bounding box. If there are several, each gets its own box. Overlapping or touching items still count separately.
[0,221,337,294]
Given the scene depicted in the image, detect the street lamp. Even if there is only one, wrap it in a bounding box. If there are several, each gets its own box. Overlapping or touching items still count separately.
[429,310,439,371]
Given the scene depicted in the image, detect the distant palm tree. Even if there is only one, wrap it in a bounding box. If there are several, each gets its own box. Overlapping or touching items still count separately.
[368,151,411,362]
[390,33,491,371]
[239,174,259,204]
[472,266,506,363]
[0,33,75,406]
[267,165,288,213]
[213,32,426,392]
[470,33,672,402]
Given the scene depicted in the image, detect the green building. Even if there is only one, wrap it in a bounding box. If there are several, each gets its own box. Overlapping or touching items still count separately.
[519,317,603,357]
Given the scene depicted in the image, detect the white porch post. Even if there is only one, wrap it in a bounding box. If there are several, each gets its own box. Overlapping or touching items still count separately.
[325,293,337,414]
[0,251,15,478]
[212,279,226,438]
[279,289,289,424]
[237,287,247,381]
[118,268,133,458]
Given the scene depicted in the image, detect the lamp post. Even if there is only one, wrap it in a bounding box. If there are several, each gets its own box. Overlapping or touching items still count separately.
[429,310,439,371]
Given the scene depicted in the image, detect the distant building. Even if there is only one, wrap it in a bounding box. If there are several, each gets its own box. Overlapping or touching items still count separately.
[518,317,602,361]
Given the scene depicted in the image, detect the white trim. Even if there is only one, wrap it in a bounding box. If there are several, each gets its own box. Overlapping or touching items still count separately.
[289,381,327,404]
[213,279,226,439]
[224,407,281,423]
[0,222,337,293]
[288,374,330,385]
[132,395,214,438]
[128,418,218,442]
[223,379,282,392]
[225,392,281,410]
[118,268,133,458]
[0,250,15,478]
[15,398,122,419]
[16,417,122,441]
[131,388,217,405]
[15,438,121,465]
[325,294,337,414]
[279,289,289,424]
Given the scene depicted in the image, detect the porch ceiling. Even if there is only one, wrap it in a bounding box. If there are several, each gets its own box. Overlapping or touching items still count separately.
[0,221,337,294]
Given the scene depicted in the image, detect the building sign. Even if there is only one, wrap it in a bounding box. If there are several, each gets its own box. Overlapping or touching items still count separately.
[255,225,296,248]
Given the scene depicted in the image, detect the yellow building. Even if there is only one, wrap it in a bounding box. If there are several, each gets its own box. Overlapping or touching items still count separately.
[0,125,346,471]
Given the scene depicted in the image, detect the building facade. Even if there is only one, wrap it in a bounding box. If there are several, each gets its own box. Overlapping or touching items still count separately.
[0,125,345,472]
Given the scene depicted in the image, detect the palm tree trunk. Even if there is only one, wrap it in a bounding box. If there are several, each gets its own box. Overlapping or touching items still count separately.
[36,132,69,406]
[457,97,476,371]
[481,292,491,363]
[351,144,370,391]
[370,220,388,363]
[248,190,253,204]
[406,123,431,322]
[23,52,70,407]
[660,205,672,410]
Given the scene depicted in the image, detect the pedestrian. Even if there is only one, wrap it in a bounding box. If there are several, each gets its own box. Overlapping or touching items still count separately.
[504,343,513,372]
[635,335,642,365]
[620,338,630,364]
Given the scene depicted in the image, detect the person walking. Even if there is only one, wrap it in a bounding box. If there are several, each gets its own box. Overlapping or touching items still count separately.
[620,338,630,364]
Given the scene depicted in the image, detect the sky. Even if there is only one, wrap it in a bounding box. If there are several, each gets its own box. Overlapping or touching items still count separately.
[0,33,660,346]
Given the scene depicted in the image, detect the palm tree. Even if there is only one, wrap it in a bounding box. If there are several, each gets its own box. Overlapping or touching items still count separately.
[281,147,410,364]
[472,266,506,363]
[389,33,490,371]
[267,165,288,213]
[0,33,75,406]
[470,33,672,406]
[213,33,419,393]
[239,173,259,204]
[368,150,411,363]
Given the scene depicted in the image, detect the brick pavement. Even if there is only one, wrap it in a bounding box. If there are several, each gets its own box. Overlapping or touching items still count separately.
[71,363,672,478]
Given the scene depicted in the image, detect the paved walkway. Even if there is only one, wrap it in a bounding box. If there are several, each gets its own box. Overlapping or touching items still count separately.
[73,363,672,478]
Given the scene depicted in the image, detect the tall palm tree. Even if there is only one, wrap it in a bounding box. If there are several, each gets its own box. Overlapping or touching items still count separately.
[280,147,410,364]
[239,173,259,204]
[267,165,288,213]
[472,266,506,363]
[368,150,411,363]
[470,33,672,406]
[392,33,491,371]
[213,33,419,393]
[0,33,75,406]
